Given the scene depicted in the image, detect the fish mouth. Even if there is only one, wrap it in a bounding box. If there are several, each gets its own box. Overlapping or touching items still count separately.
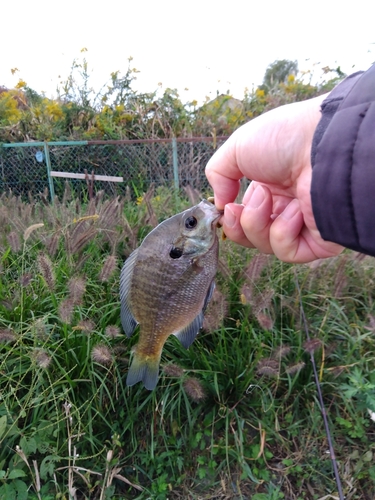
[201,199,224,228]
[210,205,224,228]
[212,212,223,228]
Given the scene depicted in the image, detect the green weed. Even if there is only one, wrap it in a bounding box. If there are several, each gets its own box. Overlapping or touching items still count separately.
[1,188,375,498]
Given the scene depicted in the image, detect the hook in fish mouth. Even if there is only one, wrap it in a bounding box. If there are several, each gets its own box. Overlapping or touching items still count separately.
[203,197,224,227]
[203,196,224,223]
[213,213,223,228]
[205,198,225,234]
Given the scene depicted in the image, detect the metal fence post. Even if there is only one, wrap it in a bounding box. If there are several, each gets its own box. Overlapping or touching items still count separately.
[44,142,55,203]
[172,137,179,191]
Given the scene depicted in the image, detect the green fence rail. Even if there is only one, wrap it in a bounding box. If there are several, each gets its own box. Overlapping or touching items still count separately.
[0,137,228,200]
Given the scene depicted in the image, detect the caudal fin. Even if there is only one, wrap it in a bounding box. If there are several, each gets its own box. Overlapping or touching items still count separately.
[126,352,160,390]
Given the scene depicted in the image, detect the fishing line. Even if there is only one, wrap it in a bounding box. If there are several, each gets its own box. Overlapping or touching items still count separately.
[294,270,345,500]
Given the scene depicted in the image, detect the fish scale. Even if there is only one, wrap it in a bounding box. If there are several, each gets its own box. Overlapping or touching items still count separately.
[120,199,222,390]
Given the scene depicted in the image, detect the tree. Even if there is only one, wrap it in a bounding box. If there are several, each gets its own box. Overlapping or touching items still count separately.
[262,59,298,90]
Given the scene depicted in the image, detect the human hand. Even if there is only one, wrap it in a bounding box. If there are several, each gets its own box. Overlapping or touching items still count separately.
[206,95,343,263]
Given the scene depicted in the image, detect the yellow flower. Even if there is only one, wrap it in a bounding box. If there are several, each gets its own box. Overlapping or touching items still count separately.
[0,91,21,124]
[44,99,63,120]
[255,88,265,98]
[15,79,27,89]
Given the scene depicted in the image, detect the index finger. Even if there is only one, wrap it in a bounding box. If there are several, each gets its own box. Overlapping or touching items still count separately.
[205,135,245,210]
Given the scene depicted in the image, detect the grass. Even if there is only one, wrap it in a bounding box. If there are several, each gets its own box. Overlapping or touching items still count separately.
[1,185,375,499]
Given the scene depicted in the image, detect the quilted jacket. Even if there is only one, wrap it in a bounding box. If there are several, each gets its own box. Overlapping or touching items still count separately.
[311,64,375,256]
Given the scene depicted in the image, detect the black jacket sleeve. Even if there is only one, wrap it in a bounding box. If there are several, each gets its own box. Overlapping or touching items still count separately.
[311,64,375,256]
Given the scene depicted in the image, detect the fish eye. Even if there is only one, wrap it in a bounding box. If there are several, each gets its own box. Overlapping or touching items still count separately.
[170,246,183,259]
[185,216,197,229]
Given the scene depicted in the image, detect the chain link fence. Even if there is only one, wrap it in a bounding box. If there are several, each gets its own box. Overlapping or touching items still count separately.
[0,137,229,200]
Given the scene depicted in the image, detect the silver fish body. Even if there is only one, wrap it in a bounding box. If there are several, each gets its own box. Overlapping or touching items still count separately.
[119,199,221,390]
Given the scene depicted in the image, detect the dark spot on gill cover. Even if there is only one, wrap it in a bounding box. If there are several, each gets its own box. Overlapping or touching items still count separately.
[170,247,183,259]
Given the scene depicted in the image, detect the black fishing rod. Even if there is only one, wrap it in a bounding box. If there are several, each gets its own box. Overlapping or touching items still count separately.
[294,271,345,500]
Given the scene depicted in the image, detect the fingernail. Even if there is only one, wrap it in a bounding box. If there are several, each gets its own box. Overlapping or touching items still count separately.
[224,205,236,228]
[281,199,300,220]
[248,185,265,208]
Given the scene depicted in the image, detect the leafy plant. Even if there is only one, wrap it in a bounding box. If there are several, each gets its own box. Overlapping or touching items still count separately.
[0,55,343,143]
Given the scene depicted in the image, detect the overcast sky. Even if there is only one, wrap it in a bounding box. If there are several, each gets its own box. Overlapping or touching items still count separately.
[1,0,374,104]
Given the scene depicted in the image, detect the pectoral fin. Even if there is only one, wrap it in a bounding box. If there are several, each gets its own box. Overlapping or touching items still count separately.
[119,249,139,337]
[174,280,216,349]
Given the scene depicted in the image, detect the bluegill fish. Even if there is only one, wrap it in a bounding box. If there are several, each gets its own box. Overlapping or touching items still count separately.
[119,200,222,390]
